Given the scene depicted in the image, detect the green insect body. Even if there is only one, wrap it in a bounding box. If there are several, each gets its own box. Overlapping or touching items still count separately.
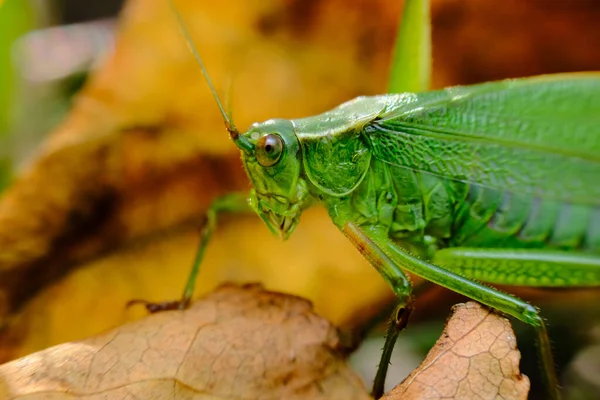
[239,74,600,398]
[166,0,600,398]
[246,75,600,274]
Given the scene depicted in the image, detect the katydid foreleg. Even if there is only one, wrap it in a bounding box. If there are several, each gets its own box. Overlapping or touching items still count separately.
[180,193,252,305]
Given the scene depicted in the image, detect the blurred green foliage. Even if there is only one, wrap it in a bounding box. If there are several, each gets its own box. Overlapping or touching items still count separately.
[0,0,35,190]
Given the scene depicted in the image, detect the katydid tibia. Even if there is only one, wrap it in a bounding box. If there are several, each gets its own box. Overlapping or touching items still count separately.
[159,0,600,398]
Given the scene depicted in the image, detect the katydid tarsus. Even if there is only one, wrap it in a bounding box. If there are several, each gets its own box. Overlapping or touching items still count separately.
[157,0,600,398]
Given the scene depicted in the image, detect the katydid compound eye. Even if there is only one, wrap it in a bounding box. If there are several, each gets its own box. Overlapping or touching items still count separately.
[256,134,283,167]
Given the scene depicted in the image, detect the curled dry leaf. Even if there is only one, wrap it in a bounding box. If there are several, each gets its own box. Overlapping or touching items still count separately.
[0,284,370,400]
[384,302,529,400]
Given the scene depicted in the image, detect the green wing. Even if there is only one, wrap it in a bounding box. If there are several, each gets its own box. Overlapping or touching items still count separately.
[366,74,600,207]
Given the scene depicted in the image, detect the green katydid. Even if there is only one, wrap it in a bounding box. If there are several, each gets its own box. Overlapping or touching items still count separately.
[151,0,600,398]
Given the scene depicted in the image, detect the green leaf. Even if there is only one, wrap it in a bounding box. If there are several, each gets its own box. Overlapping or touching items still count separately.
[387,0,431,94]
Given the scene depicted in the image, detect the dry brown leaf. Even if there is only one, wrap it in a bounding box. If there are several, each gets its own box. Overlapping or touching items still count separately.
[0,284,370,400]
[0,290,531,400]
[384,302,529,400]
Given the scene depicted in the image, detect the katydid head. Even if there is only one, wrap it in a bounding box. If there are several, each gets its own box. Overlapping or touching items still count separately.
[241,119,309,239]
[170,2,308,239]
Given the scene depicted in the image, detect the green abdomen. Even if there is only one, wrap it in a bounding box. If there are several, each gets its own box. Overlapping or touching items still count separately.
[346,157,600,254]
[449,184,600,254]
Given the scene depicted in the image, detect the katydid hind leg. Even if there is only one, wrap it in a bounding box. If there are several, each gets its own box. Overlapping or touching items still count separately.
[433,247,600,287]
[342,222,414,398]
[129,193,251,313]
[347,222,561,400]
[429,246,600,396]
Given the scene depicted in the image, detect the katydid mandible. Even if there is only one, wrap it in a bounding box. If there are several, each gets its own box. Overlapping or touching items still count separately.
[164,0,600,398]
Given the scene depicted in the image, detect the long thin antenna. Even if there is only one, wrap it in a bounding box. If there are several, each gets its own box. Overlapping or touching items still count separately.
[168,1,253,152]
[224,73,235,130]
